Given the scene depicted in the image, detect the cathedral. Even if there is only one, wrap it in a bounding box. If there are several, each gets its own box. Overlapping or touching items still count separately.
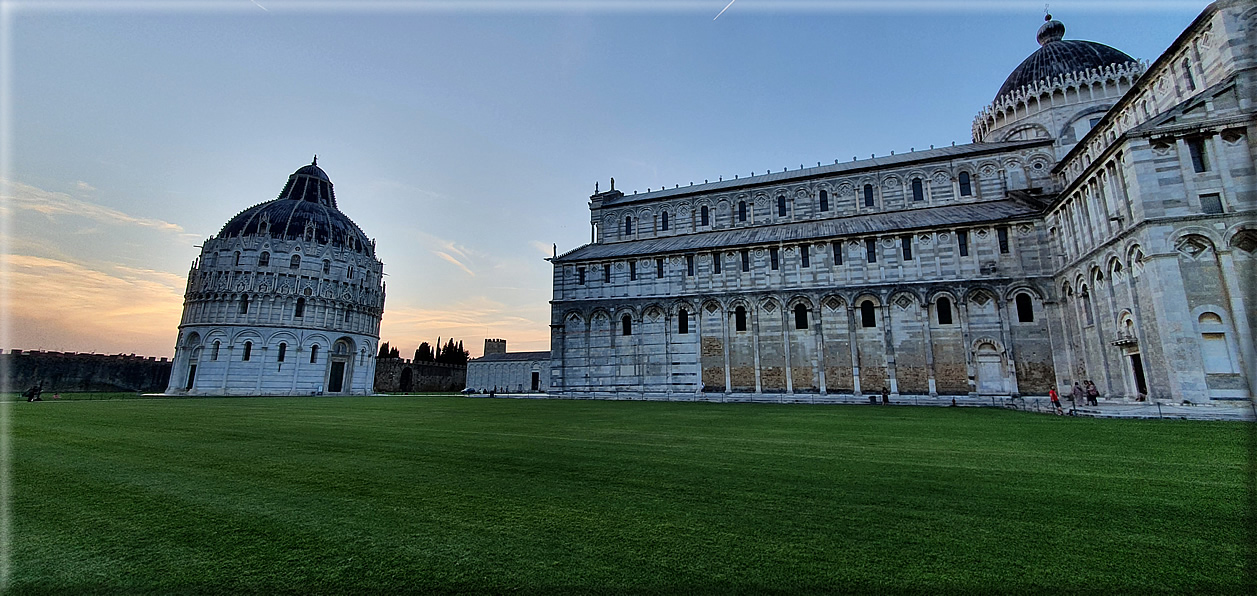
[165,160,386,396]
[547,1,1256,403]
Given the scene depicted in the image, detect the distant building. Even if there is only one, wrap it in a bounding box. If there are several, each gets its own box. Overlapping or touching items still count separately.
[466,339,550,393]
[547,3,1256,402]
[165,160,386,396]
[374,358,466,393]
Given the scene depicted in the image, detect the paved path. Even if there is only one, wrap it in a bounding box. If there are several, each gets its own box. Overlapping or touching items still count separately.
[471,392,1256,422]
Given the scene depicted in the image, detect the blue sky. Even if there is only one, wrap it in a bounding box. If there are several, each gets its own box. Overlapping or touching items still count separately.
[2,0,1208,357]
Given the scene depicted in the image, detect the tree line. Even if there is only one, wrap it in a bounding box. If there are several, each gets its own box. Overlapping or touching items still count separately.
[377,338,469,364]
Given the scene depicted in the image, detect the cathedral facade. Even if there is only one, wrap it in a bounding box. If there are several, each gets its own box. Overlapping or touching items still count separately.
[548,1,1256,403]
[165,161,386,396]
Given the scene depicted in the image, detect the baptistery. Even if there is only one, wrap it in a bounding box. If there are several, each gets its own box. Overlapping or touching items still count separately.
[166,159,386,396]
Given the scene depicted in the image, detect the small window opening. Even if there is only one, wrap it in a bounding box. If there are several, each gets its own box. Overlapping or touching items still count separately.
[1182,58,1196,91]
[258,252,270,267]
[997,227,1010,254]
[1187,137,1209,173]
[741,249,750,272]
[777,196,787,217]
[959,172,972,196]
[234,251,241,266]
[770,247,779,270]
[865,239,878,263]
[738,201,747,222]
[603,264,611,283]
[686,255,695,276]
[624,217,634,236]
[1016,293,1035,323]
[577,267,586,285]
[901,236,913,260]
[242,341,252,361]
[794,304,808,330]
[622,315,632,336]
[735,306,747,332]
[833,241,843,265]
[819,189,829,212]
[958,230,969,256]
[294,297,305,318]
[712,252,722,274]
[678,309,689,334]
[239,294,250,315]
[322,260,331,274]
[310,344,319,363]
[290,254,301,269]
[860,301,877,328]
[629,261,637,281]
[278,342,287,362]
[1200,193,1223,214]
[700,205,710,226]
[937,297,953,325]
[911,178,924,202]
[212,341,220,361]
[661,211,670,231]
[656,258,664,278]
[801,245,810,268]
[863,184,875,207]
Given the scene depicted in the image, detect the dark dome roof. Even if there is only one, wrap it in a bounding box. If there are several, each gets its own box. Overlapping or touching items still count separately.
[217,161,375,256]
[995,16,1137,101]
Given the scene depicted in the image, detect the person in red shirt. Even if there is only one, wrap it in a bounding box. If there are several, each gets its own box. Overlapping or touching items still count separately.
[1049,388,1064,416]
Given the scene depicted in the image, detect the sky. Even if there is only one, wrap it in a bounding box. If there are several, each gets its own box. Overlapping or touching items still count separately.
[1,0,1210,359]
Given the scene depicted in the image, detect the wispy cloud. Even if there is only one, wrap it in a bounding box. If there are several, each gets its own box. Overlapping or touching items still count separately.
[1,179,196,239]
[2,254,184,356]
[416,231,485,277]
[74,180,96,192]
[435,251,476,276]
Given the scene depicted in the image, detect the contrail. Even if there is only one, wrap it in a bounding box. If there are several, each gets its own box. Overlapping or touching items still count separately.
[250,0,269,11]
[713,0,736,20]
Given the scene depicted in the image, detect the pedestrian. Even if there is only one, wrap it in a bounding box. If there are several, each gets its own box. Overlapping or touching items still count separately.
[1049,387,1064,415]
[1071,382,1085,414]
[881,387,890,405]
[1085,381,1100,406]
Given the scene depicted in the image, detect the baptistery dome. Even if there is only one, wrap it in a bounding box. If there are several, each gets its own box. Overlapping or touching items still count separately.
[995,17,1138,102]
[165,158,386,396]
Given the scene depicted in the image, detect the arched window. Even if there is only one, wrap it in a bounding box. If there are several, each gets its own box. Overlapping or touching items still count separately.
[738,201,747,222]
[310,344,319,363]
[624,217,633,236]
[278,342,287,362]
[234,251,241,266]
[242,341,252,361]
[1015,293,1035,322]
[832,241,843,265]
[937,297,953,325]
[334,340,349,355]
[239,294,249,315]
[258,252,270,267]
[863,184,875,207]
[819,189,829,212]
[344,308,352,323]
[678,309,689,334]
[735,306,747,332]
[621,315,632,336]
[1081,288,1095,326]
[322,260,331,275]
[661,211,669,231]
[740,249,750,272]
[348,265,355,279]
[777,195,787,217]
[290,254,301,269]
[794,304,808,330]
[865,238,878,263]
[911,178,924,202]
[212,340,221,361]
[800,245,809,268]
[860,300,877,328]
[294,297,305,318]
[959,171,972,196]
[700,205,710,226]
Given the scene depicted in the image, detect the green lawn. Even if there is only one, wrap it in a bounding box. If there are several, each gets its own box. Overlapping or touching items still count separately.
[9,396,1253,595]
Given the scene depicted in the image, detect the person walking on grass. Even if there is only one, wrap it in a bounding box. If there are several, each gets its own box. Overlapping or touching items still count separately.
[1049,387,1064,415]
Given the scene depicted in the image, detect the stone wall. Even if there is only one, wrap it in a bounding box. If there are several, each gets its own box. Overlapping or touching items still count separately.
[374,358,466,393]
[3,350,172,393]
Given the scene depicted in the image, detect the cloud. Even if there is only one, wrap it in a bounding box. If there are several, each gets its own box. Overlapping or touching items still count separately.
[2,254,185,357]
[435,251,476,277]
[529,240,556,256]
[74,181,97,192]
[1,178,195,238]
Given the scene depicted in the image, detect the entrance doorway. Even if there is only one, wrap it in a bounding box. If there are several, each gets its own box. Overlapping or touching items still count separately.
[185,365,197,390]
[531,371,540,392]
[975,344,1004,394]
[1129,353,1148,395]
[328,361,346,392]
[400,368,414,392]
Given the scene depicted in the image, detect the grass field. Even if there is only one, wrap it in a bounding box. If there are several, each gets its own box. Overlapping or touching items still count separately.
[9,396,1254,594]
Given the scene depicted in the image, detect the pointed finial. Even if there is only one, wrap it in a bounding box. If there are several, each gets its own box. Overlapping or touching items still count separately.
[312,154,318,166]
[595,181,599,193]
[610,177,615,191]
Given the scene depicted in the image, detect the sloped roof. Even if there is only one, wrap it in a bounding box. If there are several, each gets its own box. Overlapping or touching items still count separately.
[598,139,1051,208]
[554,197,1044,263]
